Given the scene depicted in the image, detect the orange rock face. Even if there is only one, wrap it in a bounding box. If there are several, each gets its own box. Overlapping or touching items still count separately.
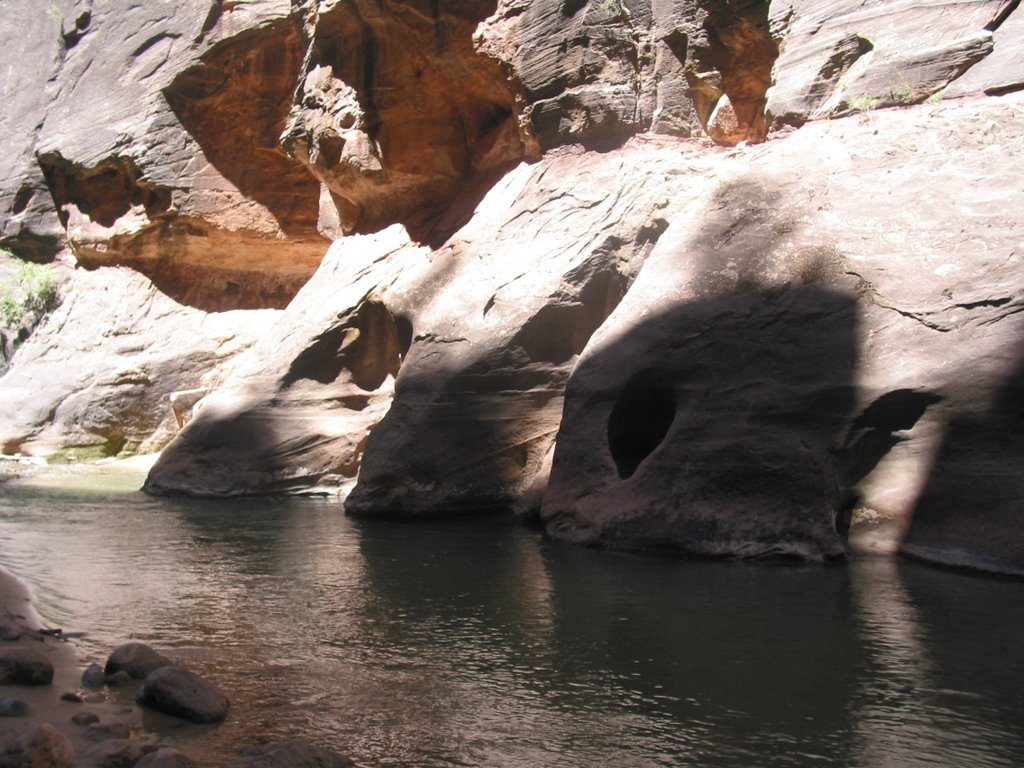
[281,0,535,241]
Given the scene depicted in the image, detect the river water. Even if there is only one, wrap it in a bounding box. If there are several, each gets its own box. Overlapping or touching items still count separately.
[1,465,1023,767]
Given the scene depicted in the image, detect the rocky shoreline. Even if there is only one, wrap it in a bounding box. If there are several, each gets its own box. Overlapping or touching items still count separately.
[0,568,355,768]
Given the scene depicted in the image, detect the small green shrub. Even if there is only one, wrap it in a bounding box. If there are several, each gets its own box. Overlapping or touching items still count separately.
[0,261,59,329]
[847,95,880,112]
[891,82,917,105]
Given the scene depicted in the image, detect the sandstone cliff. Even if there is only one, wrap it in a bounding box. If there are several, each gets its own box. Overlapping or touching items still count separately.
[1,0,1022,574]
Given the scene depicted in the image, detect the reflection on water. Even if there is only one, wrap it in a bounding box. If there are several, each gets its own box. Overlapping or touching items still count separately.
[2,468,1024,767]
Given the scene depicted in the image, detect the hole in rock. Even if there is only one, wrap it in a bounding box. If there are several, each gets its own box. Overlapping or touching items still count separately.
[11,186,32,215]
[607,370,676,479]
[104,431,128,457]
[679,0,779,145]
[284,300,401,391]
[395,315,413,360]
[39,155,172,229]
[62,11,91,48]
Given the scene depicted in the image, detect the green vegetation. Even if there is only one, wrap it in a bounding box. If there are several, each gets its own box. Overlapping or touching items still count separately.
[0,257,60,329]
[46,436,141,463]
[890,80,917,105]
[45,445,113,464]
[847,94,880,112]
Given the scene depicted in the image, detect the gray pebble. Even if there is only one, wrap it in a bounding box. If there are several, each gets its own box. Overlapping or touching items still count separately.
[0,697,29,717]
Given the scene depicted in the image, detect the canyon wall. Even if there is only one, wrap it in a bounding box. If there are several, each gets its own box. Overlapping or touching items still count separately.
[1,0,1022,574]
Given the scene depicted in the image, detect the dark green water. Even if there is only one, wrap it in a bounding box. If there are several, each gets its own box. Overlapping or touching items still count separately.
[2,467,1024,767]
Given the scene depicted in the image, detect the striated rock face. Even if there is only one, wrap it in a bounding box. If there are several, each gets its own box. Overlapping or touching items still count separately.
[507,0,778,148]
[0,5,67,261]
[2,0,331,309]
[346,146,675,514]
[766,0,1018,123]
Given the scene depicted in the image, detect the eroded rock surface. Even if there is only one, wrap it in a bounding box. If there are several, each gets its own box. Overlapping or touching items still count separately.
[767,0,1017,123]
[282,0,535,240]
[346,145,679,514]
[0,266,275,458]
[506,0,778,148]
[145,226,425,497]
[0,0,332,309]
[542,94,1024,569]
[2,0,1024,576]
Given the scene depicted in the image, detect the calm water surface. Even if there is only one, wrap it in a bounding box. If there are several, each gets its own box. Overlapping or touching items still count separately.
[1,466,1023,767]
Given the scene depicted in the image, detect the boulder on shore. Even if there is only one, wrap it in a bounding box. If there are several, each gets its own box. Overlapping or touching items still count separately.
[0,722,74,768]
[104,643,173,680]
[137,667,229,724]
[0,650,53,686]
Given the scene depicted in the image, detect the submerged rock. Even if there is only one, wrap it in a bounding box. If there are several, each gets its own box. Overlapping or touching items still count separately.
[137,667,229,724]
[134,749,197,768]
[83,723,131,742]
[226,740,355,768]
[71,712,100,727]
[105,671,132,688]
[82,737,158,768]
[104,643,173,680]
[81,662,106,689]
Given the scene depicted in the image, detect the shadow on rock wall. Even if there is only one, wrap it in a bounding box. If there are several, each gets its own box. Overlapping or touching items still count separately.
[144,404,290,497]
[902,346,1024,575]
[540,177,864,560]
[162,17,322,238]
[343,337,572,516]
[541,167,1021,572]
[542,282,860,560]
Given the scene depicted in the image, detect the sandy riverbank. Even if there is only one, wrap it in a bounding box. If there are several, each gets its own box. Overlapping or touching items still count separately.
[0,566,198,766]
